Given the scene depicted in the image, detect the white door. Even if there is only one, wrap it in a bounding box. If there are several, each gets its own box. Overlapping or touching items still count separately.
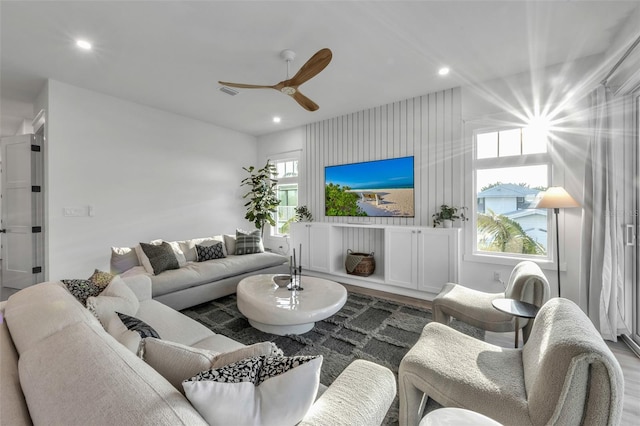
[1,134,44,290]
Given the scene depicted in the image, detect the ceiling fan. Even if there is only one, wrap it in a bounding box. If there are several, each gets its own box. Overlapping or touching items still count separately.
[219,48,332,112]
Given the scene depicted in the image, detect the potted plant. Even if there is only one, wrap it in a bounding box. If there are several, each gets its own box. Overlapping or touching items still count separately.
[432,204,468,228]
[294,205,313,222]
[241,160,281,237]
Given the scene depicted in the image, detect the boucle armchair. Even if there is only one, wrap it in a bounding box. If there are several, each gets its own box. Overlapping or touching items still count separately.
[432,260,549,342]
[398,298,624,426]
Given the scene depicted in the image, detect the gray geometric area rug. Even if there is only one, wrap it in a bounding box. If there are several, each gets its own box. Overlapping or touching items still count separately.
[181,291,484,425]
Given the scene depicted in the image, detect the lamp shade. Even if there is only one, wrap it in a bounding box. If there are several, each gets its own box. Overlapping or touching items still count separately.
[534,187,580,209]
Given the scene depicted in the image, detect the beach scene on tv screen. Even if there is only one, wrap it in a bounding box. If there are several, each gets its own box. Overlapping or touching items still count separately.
[325,156,415,217]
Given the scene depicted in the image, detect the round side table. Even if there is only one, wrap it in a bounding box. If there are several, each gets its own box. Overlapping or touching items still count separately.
[492,298,540,348]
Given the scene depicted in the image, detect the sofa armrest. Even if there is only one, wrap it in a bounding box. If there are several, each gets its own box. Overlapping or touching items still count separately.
[121,275,152,301]
[300,360,396,426]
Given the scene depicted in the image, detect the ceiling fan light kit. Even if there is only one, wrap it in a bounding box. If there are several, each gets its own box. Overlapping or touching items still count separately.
[218,48,332,111]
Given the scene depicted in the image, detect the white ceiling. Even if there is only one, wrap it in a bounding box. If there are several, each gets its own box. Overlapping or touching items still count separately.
[1,1,637,138]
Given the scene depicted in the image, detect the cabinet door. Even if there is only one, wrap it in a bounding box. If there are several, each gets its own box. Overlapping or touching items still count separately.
[385,227,418,289]
[418,229,459,293]
[290,222,309,267]
[291,223,331,273]
[307,224,331,273]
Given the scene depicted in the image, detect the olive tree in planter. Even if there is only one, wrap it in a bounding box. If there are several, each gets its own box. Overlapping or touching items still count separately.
[241,160,280,238]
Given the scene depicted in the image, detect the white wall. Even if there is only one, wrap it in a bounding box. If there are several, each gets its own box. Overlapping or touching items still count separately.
[43,80,256,279]
[259,56,601,303]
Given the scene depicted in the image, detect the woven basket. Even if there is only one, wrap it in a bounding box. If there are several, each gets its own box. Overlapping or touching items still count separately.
[345,249,375,277]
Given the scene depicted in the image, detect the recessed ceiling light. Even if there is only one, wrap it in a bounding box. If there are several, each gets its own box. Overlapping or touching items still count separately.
[75,39,92,50]
[273,117,281,123]
[438,67,450,76]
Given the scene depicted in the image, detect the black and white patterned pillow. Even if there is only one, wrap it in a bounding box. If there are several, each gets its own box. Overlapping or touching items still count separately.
[185,355,319,385]
[116,312,161,339]
[196,242,226,262]
[139,242,179,275]
[62,279,103,305]
[183,354,322,425]
[234,229,263,255]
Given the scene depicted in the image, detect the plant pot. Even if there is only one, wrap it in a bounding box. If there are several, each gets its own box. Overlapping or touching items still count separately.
[442,219,453,228]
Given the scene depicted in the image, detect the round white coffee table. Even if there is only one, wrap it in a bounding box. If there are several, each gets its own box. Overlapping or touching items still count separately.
[237,274,348,336]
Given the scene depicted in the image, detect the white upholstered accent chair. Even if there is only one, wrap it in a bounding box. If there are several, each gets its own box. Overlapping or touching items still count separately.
[432,260,549,343]
[399,298,625,426]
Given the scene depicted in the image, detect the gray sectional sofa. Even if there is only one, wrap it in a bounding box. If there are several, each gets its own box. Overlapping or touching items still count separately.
[112,234,290,310]
[1,275,397,425]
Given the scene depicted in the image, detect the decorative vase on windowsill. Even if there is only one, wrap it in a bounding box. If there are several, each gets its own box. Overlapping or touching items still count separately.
[432,205,468,228]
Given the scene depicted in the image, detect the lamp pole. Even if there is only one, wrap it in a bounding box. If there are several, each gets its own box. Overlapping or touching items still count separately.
[553,207,561,297]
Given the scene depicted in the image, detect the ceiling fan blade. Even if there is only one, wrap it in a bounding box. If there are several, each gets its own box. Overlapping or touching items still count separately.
[288,48,332,87]
[218,81,275,89]
[292,91,319,111]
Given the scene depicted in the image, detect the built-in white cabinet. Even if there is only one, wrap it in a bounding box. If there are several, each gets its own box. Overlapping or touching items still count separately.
[291,222,460,298]
[290,222,331,273]
[385,226,459,293]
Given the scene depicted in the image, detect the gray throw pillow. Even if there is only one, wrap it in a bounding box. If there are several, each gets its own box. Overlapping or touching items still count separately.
[235,229,264,255]
[196,242,226,262]
[139,242,179,275]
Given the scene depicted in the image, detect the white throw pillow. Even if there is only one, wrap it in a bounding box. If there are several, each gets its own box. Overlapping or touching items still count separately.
[106,312,142,354]
[143,338,218,392]
[86,276,140,327]
[142,339,280,393]
[178,237,226,262]
[223,234,236,256]
[183,355,322,426]
[135,243,155,274]
[150,239,187,267]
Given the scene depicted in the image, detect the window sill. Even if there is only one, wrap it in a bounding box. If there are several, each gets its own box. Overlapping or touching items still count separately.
[463,252,563,271]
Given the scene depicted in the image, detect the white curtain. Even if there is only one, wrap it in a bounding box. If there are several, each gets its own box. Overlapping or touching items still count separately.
[581,84,630,341]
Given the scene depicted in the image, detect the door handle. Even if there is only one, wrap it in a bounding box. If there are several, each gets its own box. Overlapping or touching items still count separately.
[0,229,6,233]
[625,224,636,246]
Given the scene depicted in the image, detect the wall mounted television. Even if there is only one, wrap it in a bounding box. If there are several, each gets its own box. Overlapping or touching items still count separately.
[325,156,415,217]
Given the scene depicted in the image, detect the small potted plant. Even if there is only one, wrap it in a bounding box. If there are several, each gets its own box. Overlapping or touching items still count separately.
[432,205,468,228]
[294,205,313,222]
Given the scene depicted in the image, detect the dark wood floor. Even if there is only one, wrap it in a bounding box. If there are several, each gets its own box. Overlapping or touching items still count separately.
[344,284,640,425]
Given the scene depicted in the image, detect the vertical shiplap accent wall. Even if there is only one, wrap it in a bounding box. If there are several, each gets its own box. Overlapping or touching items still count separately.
[305,87,463,228]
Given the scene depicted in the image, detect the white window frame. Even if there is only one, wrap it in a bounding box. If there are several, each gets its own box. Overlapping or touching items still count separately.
[464,122,554,266]
[267,152,301,239]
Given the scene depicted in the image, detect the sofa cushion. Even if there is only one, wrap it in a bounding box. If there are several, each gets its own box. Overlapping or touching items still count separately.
[183,355,322,426]
[178,236,226,262]
[111,246,140,274]
[86,276,140,327]
[143,338,218,392]
[148,252,287,298]
[18,321,207,426]
[196,242,225,261]
[4,282,101,355]
[140,242,180,275]
[105,312,142,354]
[0,303,31,426]
[135,299,214,346]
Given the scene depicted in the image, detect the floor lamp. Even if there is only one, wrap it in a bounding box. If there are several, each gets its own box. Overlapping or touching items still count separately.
[534,187,580,297]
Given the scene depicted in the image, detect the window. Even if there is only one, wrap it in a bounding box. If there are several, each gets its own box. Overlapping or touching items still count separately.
[473,127,550,259]
[273,158,299,236]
